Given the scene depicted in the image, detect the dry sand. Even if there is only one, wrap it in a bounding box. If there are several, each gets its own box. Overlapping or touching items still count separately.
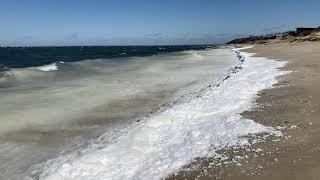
[171,41,320,179]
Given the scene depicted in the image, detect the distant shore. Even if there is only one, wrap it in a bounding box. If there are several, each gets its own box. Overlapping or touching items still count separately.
[226,27,320,44]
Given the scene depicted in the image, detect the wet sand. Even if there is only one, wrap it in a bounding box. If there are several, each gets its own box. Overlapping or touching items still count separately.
[171,41,320,179]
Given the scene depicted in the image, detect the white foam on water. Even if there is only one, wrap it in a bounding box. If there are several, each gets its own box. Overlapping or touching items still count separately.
[38,47,287,180]
[35,62,59,71]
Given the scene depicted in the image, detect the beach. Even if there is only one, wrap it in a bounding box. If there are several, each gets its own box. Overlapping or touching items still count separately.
[1,1,320,179]
[1,42,319,179]
[173,41,320,179]
[242,41,320,180]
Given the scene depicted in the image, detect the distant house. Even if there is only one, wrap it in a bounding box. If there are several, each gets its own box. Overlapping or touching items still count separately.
[275,31,296,39]
[296,27,319,36]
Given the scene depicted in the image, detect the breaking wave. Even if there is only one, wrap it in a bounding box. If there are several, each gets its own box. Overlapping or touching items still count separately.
[35,61,64,72]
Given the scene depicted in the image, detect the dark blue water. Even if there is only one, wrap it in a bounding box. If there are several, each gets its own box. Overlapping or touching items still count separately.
[0,45,212,69]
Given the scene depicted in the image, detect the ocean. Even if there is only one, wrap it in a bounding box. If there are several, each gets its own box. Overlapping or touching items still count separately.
[0,45,286,179]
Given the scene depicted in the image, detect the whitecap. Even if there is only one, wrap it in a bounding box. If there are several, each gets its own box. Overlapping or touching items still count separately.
[35,61,64,72]
[36,63,59,72]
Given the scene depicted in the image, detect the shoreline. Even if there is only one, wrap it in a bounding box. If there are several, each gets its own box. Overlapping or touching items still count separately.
[169,46,288,179]
[172,41,320,179]
[3,42,318,179]
[36,46,286,179]
[239,41,320,179]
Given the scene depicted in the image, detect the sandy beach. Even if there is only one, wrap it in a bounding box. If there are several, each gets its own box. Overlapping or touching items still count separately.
[226,42,320,179]
[171,41,320,180]
[239,41,320,180]
[1,40,319,180]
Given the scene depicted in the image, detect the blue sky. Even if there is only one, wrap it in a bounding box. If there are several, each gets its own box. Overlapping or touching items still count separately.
[1,0,320,46]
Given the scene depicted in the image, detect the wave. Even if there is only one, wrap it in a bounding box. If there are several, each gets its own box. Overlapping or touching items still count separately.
[35,61,64,72]
[185,51,204,60]
[0,61,65,89]
[0,46,211,69]
[36,46,288,180]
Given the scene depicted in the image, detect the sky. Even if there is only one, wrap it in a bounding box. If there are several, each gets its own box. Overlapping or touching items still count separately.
[0,0,320,46]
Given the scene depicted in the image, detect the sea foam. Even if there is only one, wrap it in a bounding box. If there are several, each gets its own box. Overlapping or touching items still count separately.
[35,61,64,72]
[38,47,287,180]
